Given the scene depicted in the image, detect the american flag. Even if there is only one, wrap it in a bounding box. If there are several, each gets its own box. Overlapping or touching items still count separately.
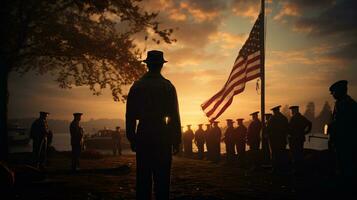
[201,13,263,121]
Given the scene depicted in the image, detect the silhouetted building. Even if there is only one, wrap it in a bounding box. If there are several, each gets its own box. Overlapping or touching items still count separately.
[126,50,181,200]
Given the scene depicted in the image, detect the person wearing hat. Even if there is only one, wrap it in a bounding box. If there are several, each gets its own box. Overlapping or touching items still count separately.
[183,125,194,157]
[234,118,247,161]
[223,119,236,161]
[204,124,213,161]
[262,113,273,163]
[328,80,357,189]
[112,126,122,156]
[70,112,84,172]
[288,106,312,175]
[126,50,181,200]
[247,112,262,151]
[247,112,262,169]
[194,124,205,159]
[211,121,222,162]
[30,111,51,169]
[268,105,289,174]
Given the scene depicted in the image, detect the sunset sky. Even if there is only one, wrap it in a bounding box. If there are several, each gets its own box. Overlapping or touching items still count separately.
[8,0,357,128]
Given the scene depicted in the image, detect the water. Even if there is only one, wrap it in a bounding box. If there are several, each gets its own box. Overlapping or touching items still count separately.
[10,133,328,154]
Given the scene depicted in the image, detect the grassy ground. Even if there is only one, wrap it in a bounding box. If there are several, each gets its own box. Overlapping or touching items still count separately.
[5,149,340,200]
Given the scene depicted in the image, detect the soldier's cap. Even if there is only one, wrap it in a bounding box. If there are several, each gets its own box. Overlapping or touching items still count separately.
[236,118,244,121]
[289,106,299,110]
[116,126,120,129]
[198,124,203,126]
[271,105,281,111]
[213,121,220,124]
[226,119,234,122]
[329,80,347,92]
[265,113,272,117]
[73,112,83,116]
[39,111,49,115]
[187,124,192,127]
[250,111,259,116]
[143,50,167,64]
[205,124,211,126]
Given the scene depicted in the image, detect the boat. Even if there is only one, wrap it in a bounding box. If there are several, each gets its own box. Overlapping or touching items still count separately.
[8,124,30,146]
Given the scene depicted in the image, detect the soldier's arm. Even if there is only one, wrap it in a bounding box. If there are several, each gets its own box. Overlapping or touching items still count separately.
[125,86,138,145]
[304,117,312,135]
[169,85,182,148]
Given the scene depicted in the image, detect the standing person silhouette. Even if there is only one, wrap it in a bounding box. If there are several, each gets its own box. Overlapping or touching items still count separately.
[126,50,182,200]
[328,80,357,193]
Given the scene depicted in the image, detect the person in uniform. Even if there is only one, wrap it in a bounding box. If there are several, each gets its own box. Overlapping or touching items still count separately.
[30,111,50,169]
[268,106,289,174]
[204,124,212,161]
[247,112,261,151]
[211,121,222,162]
[223,119,235,161]
[126,50,181,200]
[288,106,312,174]
[183,125,194,157]
[234,118,247,160]
[262,113,272,163]
[112,126,122,156]
[328,80,357,190]
[70,112,84,172]
[194,124,205,159]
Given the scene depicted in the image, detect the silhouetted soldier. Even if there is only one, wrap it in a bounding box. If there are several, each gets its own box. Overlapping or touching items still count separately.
[262,113,272,163]
[268,106,289,174]
[234,118,247,160]
[204,124,212,160]
[328,80,357,190]
[126,50,181,200]
[211,121,222,162]
[247,112,261,151]
[112,126,122,156]
[183,125,194,157]
[70,112,84,172]
[223,119,235,161]
[194,124,205,159]
[288,106,312,174]
[30,111,50,169]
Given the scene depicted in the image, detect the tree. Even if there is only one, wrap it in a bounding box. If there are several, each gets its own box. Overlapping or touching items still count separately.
[0,0,175,160]
[303,101,316,132]
[315,101,332,134]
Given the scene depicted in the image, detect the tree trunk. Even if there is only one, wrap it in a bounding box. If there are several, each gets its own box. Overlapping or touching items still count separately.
[0,60,9,161]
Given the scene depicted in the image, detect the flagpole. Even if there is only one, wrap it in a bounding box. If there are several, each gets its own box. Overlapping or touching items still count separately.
[260,0,267,160]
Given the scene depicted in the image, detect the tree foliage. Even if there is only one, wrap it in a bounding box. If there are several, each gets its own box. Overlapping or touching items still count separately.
[1,0,175,101]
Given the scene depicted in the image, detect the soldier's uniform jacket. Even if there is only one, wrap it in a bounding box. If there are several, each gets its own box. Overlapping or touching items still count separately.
[234,125,247,144]
[211,127,222,142]
[288,113,312,142]
[194,129,205,145]
[30,118,49,140]
[268,113,289,148]
[70,120,84,146]
[247,119,261,146]
[223,127,235,144]
[126,72,182,147]
[184,130,194,144]
[330,95,357,147]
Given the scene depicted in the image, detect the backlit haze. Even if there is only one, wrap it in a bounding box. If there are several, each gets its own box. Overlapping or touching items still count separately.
[8,0,357,128]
